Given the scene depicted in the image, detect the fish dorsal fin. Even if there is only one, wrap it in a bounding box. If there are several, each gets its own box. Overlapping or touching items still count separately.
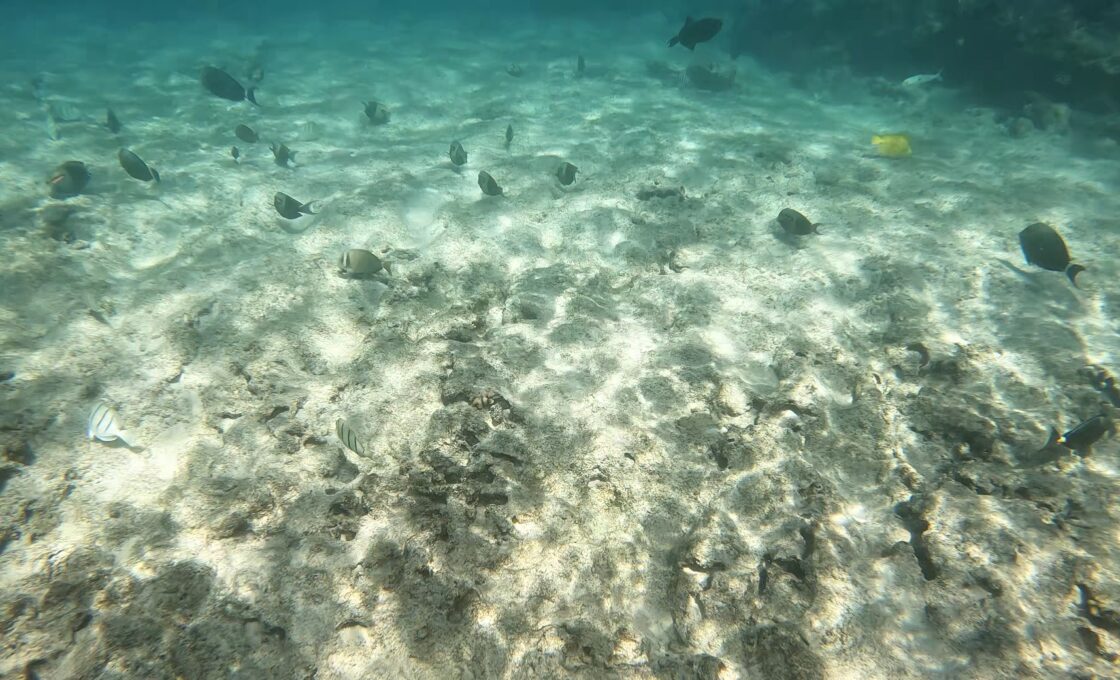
[1067,263,1086,287]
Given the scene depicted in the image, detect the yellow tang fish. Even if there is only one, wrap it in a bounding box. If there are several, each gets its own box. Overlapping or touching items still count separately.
[871,134,911,158]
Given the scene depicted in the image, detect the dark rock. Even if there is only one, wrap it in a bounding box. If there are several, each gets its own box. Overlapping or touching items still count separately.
[476,430,529,465]
[2,436,33,465]
[213,511,252,539]
[139,561,214,620]
[743,623,824,680]
[637,185,685,201]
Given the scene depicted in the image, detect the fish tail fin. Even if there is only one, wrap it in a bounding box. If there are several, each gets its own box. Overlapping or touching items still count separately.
[686,44,696,51]
[1066,264,1085,287]
[668,36,679,47]
[300,202,316,215]
[246,87,259,106]
[1046,427,1062,448]
[152,168,161,183]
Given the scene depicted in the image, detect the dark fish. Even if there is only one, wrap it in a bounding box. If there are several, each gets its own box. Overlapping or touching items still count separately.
[270,142,296,168]
[363,101,390,125]
[556,162,578,186]
[668,17,723,50]
[1048,415,1112,453]
[1019,222,1085,286]
[339,249,387,277]
[273,192,315,219]
[507,64,523,78]
[478,171,503,196]
[505,124,514,147]
[118,148,160,183]
[235,124,259,143]
[577,55,585,75]
[231,146,240,160]
[200,65,258,105]
[778,208,818,235]
[449,141,467,166]
[106,108,121,133]
[47,161,90,199]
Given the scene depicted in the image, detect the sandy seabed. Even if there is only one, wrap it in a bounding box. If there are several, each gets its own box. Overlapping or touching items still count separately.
[2,10,1120,680]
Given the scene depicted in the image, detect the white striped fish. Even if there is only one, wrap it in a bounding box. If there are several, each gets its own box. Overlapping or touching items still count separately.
[87,402,133,447]
[335,419,367,457]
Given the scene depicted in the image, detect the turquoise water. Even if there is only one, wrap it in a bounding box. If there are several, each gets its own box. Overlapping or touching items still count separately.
[1,4,1118,679]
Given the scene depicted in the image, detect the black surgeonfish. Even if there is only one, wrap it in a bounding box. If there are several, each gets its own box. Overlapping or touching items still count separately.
[1047,414,1112,453]
[106,109,121,133]
[364,101,390,125]
[200,66,258,105]
[47,161,90,199]
[778,208,818,235]
[273,192,315,219]
[668,17,722,50]
[449,141,467,166]
[270,142,296,167]
[118,148,160,183]
[235,124,259,143]
[1019,222,1085,287]
[556,162,578,186]
[478,171,503,196]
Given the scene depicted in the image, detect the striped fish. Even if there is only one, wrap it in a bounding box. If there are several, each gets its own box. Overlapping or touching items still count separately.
[335,419,367,457]
[87,402,133,447]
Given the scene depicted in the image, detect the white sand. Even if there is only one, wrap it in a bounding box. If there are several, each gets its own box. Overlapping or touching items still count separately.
[2,11,1119,680]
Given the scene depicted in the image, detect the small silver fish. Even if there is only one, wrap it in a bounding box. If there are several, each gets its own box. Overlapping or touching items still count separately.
[902,70,942,86]
[335,419,367,457]
[87,402,134,447]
